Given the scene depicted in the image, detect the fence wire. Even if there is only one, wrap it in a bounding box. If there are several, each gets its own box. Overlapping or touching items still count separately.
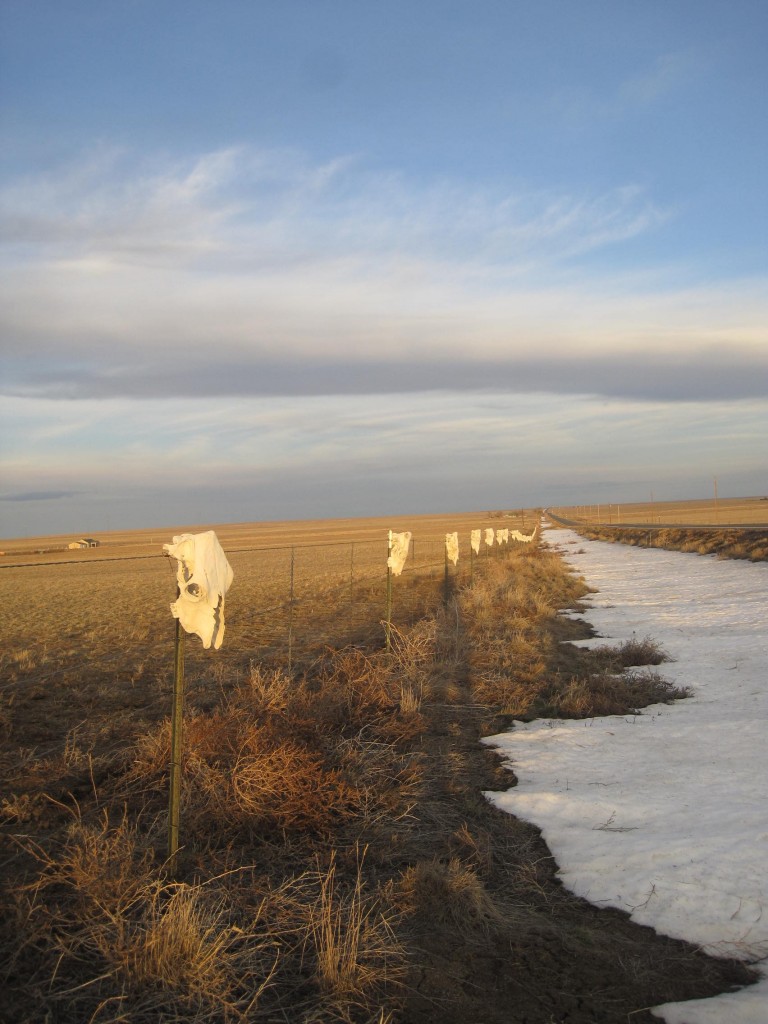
[1,530,535,700]
[226,536,509,669]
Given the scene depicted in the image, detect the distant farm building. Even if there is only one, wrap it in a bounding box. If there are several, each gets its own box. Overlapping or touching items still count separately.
[68,538,100,549]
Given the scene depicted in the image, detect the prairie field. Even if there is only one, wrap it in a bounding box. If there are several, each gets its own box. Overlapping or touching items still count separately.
[0,509,755,1023]
[550,496,768,561]
[552,494,768,527]
[0,508,527,563]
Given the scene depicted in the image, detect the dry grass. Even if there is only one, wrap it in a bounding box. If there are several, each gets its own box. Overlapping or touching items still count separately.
[2,658,414,1022]
[589,634,669,669]
[575,525,768,562]
[397,858,507,938]
[552,495,768,528]
[7,810,403,1023]
[308,852,405,1008]
[6,816,276,1022]
[460,549,687,721]
[461,549,587,714]
[1,512,755,1023]
[537,669,691,719]
[0,625,428,1022]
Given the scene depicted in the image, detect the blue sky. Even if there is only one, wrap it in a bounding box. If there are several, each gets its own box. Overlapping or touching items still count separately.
[1,0,766,537]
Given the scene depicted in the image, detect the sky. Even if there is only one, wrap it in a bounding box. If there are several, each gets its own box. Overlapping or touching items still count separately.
[1,1,767,538]
[487,527,768,1022]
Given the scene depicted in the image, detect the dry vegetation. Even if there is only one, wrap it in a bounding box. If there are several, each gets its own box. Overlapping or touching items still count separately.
[0,513,757,1023]
[551,494,768,529]
[548,496,768,561]
[574,524,768,562]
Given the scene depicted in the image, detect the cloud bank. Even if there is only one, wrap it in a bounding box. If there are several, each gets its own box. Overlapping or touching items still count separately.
[3,146,765,404]
[1,146,766,536]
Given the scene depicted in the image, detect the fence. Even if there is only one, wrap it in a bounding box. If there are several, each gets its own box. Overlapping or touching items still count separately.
[1,521,539,710]
[221,526,537,671]
[0,517,536,870]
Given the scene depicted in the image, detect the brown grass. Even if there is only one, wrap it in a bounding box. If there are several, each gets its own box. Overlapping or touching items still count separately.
[537,669,690,719]
[1,512,756,1023]
[397,858,507,938]
[1,627,426,1022]
[574,524,768,562]
[462,549,586,714]
[460,549,687,721]
[589,634,669,669]
[308,852,405,1007]
[552,495,768,528]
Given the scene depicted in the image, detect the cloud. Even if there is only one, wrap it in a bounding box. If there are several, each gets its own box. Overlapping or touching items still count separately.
[0,146,245,259]
[5,350,768,403]
[2,387,766,536]
[1,145,766,411]
[0,490,80,502]
[618,51,699,107]
[0,146,663,269]
[549,50,701,128]
[4,390,766,478]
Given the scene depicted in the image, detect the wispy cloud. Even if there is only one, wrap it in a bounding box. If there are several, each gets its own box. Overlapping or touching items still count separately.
[0,489,81,503]
[0,146,663,269]
[1,145,766,405]
[618,51,699,107]
[549,49,702,128]
[2,390,765,536]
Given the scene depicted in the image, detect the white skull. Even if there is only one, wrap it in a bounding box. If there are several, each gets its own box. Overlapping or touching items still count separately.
[163,531,234,649]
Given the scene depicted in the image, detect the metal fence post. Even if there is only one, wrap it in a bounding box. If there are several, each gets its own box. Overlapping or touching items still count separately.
[288,545,295,672]
[385,531,393,652]
[168,613,185,872]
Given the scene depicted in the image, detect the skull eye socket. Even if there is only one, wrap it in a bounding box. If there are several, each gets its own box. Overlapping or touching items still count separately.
[186,582,202,598]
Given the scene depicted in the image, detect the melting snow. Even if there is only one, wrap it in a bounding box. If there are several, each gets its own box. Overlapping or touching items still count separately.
[483,527,768,1023]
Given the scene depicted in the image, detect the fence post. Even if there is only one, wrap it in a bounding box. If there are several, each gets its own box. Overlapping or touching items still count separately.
[385,531,393,652]
[349,541,355,606]
[168,612,185,872]
[444,543,450,604]
[288,546,295,672]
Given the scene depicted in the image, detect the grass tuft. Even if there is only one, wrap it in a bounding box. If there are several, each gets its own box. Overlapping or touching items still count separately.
[307,853,405,1007]
[397,858,507,938]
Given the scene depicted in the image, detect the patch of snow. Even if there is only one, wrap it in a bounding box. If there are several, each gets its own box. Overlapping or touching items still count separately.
[483,528,768,1022]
